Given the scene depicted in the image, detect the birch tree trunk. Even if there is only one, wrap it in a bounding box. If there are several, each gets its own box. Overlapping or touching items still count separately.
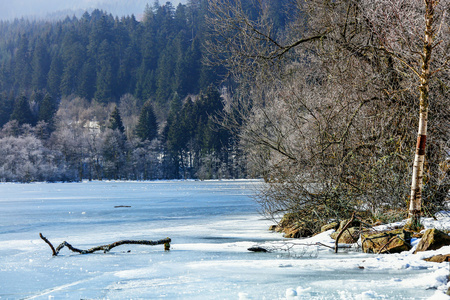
[409,0,435,229]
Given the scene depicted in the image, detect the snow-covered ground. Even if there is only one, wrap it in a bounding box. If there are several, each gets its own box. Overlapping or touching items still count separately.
[0,180,449,299]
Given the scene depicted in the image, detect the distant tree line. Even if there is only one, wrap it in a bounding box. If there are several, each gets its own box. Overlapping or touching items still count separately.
[0,88,247,182]
[0,1,253,182]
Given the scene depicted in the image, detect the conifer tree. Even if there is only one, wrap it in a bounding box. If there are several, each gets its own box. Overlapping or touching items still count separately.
[0,92,15,127]
[10,95,35,126]
[38,93,58,126]
[94,40,116,103]
[78,59,96,100]
[60,32,86,96]
[14,34,32,91]
[31,38,51,91]
[135,100,158,142]
[108,105,125,134]
[47,55,63,98]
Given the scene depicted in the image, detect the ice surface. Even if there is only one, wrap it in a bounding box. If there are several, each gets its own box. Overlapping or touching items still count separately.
[0,180,449,299]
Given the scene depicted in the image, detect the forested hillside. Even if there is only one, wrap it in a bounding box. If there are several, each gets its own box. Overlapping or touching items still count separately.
[0,1,256,182]
[0,2,216,108]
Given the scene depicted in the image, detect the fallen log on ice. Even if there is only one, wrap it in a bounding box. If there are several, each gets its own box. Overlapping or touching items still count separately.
[39,233,171,256]
[248,246,269,252]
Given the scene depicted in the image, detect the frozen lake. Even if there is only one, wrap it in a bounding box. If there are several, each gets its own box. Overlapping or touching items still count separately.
[0,180,444,299]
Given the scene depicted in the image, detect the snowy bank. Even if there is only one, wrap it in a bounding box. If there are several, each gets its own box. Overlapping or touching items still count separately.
[266,215,450,300]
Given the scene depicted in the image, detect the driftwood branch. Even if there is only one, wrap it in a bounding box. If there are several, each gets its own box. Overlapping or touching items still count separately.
[39,233,57,256]
[335,212,356,253]
[39,233,171,256]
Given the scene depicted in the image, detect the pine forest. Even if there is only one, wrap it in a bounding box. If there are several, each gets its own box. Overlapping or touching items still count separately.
[0,1,250,182]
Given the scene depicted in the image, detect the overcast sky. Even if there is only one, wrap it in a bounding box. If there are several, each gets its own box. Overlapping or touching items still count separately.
[0,0,186,21]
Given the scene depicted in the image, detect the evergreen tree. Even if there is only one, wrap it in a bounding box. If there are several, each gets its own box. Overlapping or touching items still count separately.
[143,3,154,24]
[0,92,14,127]
[14,34,32,91]
[102,128,128,180]
[38,93,58,126]
[94,40,117,103]
[196,86,227,152]
[117,44,140,96]
[60,32,85,96]
[155,49,175,104]
[31,38,51,90]
[162,95,184,178]
[10,94,35,126]
[136,15,157,100]
[135,100,158,142]
[180,97,196,143]
[108,105,125,133]
[77,57,97,100]
[176,37,201,96]
[47,55,63,97]
[94,63,114,102]
[89,13,113,53]
[165,109,184,154]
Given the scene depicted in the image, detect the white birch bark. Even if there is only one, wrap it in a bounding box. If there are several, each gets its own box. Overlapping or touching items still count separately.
[408,0,435,228]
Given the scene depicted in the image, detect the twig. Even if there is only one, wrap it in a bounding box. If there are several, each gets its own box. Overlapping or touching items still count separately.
[316,242,335,250]
[39,233,171,256]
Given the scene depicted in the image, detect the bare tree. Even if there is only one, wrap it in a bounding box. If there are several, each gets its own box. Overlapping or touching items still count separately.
[207,0,381,228]
[361,0,450,228]
[0,134,67,182]
[205,0,328,84]
[207,0,450,231]
[119,93,141,140]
